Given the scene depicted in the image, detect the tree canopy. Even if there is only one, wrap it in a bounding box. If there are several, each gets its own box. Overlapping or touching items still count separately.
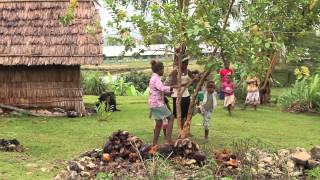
[100,0,320,137]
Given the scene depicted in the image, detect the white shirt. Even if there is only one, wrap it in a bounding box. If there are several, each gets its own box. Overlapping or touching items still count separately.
[172,73,190,97]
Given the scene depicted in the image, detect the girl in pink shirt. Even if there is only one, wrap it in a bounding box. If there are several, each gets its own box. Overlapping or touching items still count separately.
[223,75,235,116]
[149,60,176,145]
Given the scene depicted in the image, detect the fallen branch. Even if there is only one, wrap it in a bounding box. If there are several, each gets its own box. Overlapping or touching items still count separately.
[130,141,147,171]
[0,104,67,117]
[0,103,40,117]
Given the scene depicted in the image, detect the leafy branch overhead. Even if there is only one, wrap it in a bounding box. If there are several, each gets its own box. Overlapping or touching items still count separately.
[104,0,319,78]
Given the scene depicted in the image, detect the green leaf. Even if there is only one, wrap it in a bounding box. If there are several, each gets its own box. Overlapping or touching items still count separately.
[265,42,270,48]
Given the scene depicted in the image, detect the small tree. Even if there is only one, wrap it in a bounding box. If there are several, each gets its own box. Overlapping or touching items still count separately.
[64,0,319,138]
[102,0,319,138]
[103,0,237,138]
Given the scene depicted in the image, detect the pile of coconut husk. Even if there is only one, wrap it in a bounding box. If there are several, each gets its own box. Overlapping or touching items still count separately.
[54,149,148,180]
[214,146,320,179]
[215,149,240,168]
[213,149,241,178]
[102,130,151,162]
[0,139,24,152]
[173,138,206,165]
[55,130,208,180]
[102,130,206,165]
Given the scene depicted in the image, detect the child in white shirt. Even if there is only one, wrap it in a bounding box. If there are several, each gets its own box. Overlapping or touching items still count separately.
[197,81,217,143]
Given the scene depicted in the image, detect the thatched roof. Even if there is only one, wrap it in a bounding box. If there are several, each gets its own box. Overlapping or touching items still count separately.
[0,0,103,66]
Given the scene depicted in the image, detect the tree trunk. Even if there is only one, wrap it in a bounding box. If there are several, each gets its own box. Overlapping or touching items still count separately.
[175,0,188,133]
[260,52,278,104]
[176,47,183,133]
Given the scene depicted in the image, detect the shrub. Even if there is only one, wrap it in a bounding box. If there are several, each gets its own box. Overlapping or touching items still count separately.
[279,71,320,113]
[82,71,110,95]
[123,71,150,93]
[82,71,141,96]
[109,75,140,96]
[96,103,112,121]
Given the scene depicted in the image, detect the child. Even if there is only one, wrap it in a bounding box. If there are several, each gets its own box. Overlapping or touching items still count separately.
[151,97,169,138]
[244,76,260,110]
[198,81,217,143]
[192,70,205,105]
[159,97,171,137]
[149,60,176,146]
[223,75,235,116]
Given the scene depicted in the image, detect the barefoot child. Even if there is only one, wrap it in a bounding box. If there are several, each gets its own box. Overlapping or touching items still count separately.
[198,81,217,142]
[244,76,260,110]
[159,97,171,137]
[223,75,235,115]
[149,60,176,145]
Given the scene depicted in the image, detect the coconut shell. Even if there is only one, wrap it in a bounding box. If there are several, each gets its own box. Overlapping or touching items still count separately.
[102,153,111,162]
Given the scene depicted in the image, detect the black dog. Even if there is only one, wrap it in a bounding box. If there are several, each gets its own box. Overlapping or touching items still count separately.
[96,92,120,112]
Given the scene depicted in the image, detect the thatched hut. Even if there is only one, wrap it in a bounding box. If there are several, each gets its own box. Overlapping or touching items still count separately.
[0,0,103,114]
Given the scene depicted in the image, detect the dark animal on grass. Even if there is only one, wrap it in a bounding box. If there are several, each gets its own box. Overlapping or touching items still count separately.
[96,92,120,112]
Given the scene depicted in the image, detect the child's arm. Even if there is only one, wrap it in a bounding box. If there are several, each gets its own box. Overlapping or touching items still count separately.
[155,79,171,93]
[212,92,218,110]
[231,83,235,94]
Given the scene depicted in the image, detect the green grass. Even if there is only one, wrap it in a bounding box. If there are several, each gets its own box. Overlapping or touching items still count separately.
[1,95,320,179]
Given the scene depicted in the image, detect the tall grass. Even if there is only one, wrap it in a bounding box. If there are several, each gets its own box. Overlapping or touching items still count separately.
[82,71,110,95]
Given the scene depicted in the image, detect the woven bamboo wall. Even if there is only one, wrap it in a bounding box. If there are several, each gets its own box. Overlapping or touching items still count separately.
[0,65,85,113]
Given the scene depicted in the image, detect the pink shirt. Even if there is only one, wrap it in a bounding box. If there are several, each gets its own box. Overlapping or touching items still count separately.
[223,81,234,96]
[148,73,171,108]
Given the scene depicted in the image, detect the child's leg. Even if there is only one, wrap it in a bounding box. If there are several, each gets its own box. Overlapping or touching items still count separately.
[165,114,174,144]
[153,120,163,145]
[228,104,232,115]
[162,119,168,137]
[205,129,209,140]
[203,111,211,142]
[163,128,167,137]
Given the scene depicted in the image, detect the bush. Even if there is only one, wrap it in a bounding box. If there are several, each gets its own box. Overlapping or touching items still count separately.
[82,71,142,96]
[104,73,141,96]
[123,71,150,93]
[279,67,320,113]
[82,71,110,95]
[96,103,112,121]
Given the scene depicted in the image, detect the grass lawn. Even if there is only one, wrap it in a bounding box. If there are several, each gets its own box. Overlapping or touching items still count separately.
[0,95,320,179]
